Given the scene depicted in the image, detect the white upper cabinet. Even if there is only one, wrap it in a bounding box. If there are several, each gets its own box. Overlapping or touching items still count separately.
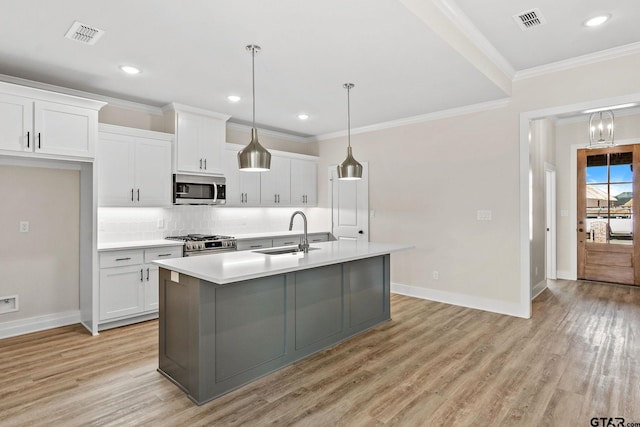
[291,159,317,206]
[166,103,230,175]
[0,81,105,160]
[223,148,261,206]
[0,93,33,152]
[98,124,172,207]
[261,155,291,206]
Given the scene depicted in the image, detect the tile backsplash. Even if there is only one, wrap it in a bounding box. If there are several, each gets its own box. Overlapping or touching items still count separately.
[98,206,329,243]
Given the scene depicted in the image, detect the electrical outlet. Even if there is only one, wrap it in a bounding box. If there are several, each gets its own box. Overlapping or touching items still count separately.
[432,271,439,280]
[19,221,29,233]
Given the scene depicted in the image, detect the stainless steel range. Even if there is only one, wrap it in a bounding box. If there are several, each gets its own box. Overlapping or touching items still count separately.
[166,234,237,257]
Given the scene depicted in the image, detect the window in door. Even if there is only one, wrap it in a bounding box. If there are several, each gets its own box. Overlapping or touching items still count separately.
[585,152,633,244]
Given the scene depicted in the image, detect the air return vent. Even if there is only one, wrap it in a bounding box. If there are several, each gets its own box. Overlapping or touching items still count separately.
[513,8,546,30]
[64,21,105,45]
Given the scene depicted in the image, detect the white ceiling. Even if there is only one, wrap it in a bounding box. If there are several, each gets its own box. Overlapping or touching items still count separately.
[0,0,638,137]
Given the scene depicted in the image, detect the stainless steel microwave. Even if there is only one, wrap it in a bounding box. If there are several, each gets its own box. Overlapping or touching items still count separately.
[173,174,226,205]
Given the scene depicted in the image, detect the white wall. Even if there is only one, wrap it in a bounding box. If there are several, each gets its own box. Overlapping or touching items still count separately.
[0,165,80,323]
[319,52,640,317]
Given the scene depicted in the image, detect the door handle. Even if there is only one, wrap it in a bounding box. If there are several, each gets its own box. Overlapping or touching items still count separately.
[26,131,30,148]
[578,228,584,232]
[204,158,207,170]
[131,188,134,202]
[358,230,364,234]
[140,269,144,282]
[38,132,41,149]
[137,189,140,201]
[200,158,203,169]
[146,268,150,281]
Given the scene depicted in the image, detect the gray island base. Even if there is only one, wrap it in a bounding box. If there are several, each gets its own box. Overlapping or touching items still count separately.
[158,254,391,405]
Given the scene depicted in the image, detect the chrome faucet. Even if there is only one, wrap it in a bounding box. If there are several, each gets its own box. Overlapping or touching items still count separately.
[289,211,309,253]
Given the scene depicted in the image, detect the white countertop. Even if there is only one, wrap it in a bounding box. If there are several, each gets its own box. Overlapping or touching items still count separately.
[231,230,331,240]
[98,239,184,252]
[153,240,413,284]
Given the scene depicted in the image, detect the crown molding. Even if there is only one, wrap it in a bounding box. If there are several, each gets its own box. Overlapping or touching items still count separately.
[316,97,511,141]
[514,41,640,81]
[0,73,164,115]
[432,0,515,79]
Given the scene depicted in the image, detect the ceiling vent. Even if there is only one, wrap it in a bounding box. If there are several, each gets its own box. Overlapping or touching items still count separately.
[513,8,546,30]
[64,21,105,45]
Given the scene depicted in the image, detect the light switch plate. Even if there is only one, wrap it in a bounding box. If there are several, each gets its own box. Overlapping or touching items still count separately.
[19,221,29,232]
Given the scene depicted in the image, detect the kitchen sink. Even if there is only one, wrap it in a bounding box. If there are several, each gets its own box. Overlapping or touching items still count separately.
[254,246,320,255]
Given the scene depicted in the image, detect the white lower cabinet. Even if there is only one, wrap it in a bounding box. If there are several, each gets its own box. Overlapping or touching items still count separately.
[237,233,331,251]
[98,245,182,325]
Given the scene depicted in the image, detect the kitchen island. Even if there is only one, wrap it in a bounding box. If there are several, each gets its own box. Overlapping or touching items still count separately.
[153,240,411,405]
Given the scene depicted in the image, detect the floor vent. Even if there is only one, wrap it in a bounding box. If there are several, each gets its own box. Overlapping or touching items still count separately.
[513,8,546,30]
[64,21,105,45]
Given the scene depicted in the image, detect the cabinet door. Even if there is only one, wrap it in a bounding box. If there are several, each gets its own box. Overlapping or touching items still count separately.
[199,116,225,174]
[99,265,145,321]
[175,112,203,173]
[240,170,261,205]
[261,156,290,205]
[135,137,172,206]
[97,133,136,206]
[145,264,159,312]
[0,93,33,153]
[34,100,96,158]
[291,159,317,206]
[222,149,242,205]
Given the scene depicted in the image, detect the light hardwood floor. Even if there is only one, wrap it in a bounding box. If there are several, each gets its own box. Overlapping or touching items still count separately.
[1,279,639,426]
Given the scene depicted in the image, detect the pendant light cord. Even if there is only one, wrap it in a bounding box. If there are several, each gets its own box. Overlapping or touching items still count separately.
[347,85,351,148]
[252,47,256,129]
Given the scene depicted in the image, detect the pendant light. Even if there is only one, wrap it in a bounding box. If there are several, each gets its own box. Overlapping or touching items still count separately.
[587,110,615,149]
[238,44,271,171]
[337,83,363,180]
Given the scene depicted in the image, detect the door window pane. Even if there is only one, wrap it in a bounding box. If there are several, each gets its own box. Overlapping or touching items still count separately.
[585,152,633,244]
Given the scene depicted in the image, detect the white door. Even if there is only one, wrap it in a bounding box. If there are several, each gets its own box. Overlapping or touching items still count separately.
[329,162,369,242]
[0,93,33,152]
[34,100,96,158]
[97,133,136,206]
[545,166,557,279]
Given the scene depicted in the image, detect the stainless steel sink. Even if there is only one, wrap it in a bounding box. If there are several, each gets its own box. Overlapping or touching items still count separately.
[254,246,320,255]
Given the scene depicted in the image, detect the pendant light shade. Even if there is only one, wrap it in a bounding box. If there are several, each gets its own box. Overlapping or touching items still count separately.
[337,83,363,180]
[587,110,615,149]
[238,44,271,171]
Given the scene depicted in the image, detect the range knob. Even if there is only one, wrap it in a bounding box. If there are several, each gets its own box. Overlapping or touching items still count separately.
[198,242,205,250]
[185,242,193,251]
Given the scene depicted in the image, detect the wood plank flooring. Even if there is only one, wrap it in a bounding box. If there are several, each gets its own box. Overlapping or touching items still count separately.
[1,279,640,426]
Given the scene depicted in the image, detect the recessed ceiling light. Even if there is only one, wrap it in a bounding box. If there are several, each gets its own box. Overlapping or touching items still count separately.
[227,95,241,103]
[584,14,610,27]
[297,113,309,120]
[583,103,637,114]
[119,65,140,75]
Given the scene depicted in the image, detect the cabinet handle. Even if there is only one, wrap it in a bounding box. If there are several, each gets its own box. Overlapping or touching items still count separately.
[250,245,262,248]
[26,131,30,148]
[157,253,172,257]
[274,194,277,203]
[284,241,295,245]
[131,188,134,202]
[200,158,203,169]
[38,133,41,149]
[146,268,150,281]
[137,189,140,201]
[115,257,131,261]
[140,269,144,282]
[204,158,207,170]
[277,194,280,203]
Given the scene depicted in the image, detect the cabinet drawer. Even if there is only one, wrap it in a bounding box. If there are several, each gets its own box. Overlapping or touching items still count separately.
[99,250,143,268]
[144,246,183,263]
[237,239,273,251]
[308,233,330,243]
[272,236,301,247]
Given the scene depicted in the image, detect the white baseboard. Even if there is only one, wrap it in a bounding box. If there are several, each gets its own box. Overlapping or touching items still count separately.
[0,310,81,339]
[531,280,547,300]
[390,282,528,318]
[556,270,576,281]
